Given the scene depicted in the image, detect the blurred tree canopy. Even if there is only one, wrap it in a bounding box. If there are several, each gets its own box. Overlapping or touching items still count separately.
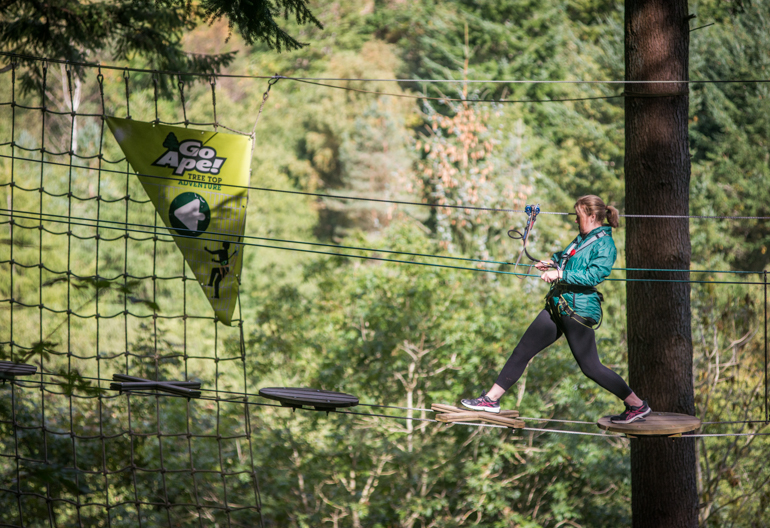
[0,0,321,92]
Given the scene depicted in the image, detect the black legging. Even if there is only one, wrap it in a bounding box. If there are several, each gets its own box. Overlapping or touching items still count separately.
[495,310,633,400]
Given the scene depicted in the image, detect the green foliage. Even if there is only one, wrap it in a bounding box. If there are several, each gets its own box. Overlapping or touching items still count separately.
[12,340,58,364]
[2,0,770,526]
[246,221,633,527]
[690,279,770,527]
[0,0,322,94]
[0,0,235,93]
[14,463,93,496]
[201,0,323,51]
[689,0,770,271]
[416,99,534,257]
[54,367,105,397]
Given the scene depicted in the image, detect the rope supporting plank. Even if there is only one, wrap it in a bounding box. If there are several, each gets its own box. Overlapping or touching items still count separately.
[5,374,768,438]
[15,368,769,433]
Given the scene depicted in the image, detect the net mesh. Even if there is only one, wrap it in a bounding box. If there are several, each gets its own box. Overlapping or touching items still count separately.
[0,59,264,527]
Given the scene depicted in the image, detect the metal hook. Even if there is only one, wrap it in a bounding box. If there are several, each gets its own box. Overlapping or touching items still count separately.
[510,203,548,278]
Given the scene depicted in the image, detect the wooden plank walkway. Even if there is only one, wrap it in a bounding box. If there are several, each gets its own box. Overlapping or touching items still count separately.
[597,412,701,437]
[431,403,524,429]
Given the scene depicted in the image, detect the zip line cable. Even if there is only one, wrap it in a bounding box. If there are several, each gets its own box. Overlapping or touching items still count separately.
[0,153,532,213]
[5,51,770,86]
[4,153,770,221]
[289,77,628,104]
[3,209,767,285]
[1,206,764,276]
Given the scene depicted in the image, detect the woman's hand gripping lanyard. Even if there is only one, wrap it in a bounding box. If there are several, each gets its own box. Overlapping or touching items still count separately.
[508,204,556,280]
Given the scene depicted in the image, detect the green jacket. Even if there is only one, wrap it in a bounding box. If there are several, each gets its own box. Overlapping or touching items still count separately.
[548,225,616,323]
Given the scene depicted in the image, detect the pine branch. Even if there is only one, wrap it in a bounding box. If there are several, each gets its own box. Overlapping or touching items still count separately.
[0,0,322,95]
[201,0,323,51]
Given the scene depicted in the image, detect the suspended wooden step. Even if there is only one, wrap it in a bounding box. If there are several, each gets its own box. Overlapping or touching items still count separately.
[0,360,37,379]
[259,387,359,410]
[597,412,701,437]
[431,403,524,429]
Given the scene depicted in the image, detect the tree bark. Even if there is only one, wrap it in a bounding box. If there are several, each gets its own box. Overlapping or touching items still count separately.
[625,1,697,527]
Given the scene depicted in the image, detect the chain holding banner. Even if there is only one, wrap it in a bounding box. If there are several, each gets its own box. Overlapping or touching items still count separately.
[107,117,251,326]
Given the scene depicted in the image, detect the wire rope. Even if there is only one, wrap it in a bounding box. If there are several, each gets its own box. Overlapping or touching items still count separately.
[2,208,766,285]
[7,377,768,439]
[5,51,770,86]
[289,77,627,104]
[18,371,770,433]
[4,153,770,221]
[4,205,764,276]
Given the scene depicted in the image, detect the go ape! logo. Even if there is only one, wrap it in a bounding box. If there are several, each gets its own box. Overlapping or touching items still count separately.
[152,133,226,176]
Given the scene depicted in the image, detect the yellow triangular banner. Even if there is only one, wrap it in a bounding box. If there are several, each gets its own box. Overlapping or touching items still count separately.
[107,117,251,326]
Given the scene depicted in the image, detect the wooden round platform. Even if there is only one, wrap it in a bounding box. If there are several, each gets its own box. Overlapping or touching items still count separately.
[258,387,359,410]
[597,412,701,437]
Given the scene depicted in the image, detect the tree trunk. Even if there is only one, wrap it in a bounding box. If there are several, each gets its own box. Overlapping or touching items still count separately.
[624,1,697,527]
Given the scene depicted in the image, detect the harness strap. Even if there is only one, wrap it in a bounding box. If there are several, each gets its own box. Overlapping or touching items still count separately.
[545,283,605,330]
[554,294,602,330]
[557,230,609,270]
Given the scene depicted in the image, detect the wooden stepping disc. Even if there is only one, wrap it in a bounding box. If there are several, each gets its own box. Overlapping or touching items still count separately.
[597,412,701,437]
[0,360,37,379]
[259,387,359,410]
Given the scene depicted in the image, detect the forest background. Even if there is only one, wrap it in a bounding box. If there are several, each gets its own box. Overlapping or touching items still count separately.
[1,0,770,526]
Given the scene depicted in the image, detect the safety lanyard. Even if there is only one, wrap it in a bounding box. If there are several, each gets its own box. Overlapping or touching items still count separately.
[510,204,541,277]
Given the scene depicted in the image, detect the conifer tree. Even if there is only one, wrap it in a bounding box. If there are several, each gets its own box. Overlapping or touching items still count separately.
[415,27,533,259]
[625,1,696,526]
[416,100,532,258]
[0,0,321,92]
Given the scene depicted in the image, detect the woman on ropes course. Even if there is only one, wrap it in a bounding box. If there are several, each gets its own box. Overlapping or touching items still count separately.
[461,195,651,424]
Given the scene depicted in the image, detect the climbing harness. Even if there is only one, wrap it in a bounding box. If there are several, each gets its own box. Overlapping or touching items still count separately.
[546,284,604,329]
[546,230,610,330]
[508,204,554,277]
